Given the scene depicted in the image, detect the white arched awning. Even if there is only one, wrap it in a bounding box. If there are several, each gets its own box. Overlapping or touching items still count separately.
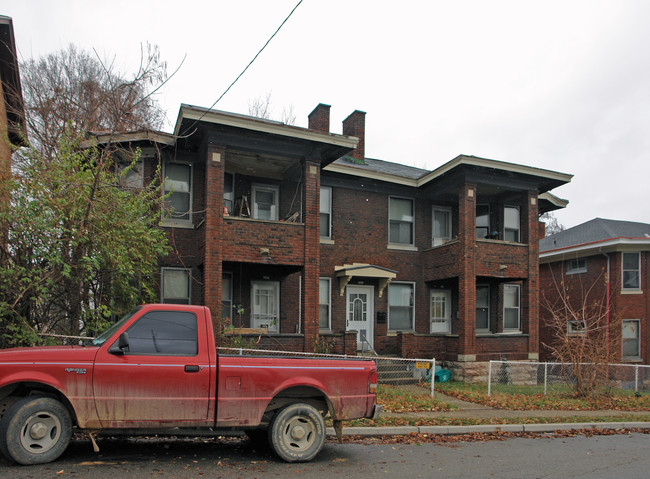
[334,263,397,297]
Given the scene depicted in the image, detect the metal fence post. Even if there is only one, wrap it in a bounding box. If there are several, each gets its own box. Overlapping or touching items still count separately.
[635,365,639,394]
[544,362,548,395]
[487,361,493,397]
[431,358,436,397]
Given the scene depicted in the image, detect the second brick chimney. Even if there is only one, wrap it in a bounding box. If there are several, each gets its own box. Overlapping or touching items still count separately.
[342,110,366,161]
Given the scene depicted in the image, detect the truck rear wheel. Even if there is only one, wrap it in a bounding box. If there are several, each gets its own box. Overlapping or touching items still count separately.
[0,397,72,465]
[269,403,325,462]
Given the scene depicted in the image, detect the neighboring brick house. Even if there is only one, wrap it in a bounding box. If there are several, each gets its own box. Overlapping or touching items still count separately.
[106,102,572,378]
[539,218,650,365]
[0,16,26,180]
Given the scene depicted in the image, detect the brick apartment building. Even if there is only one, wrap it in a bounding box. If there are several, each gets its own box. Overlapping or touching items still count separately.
[108,103,572,378]
[539,218,650,365]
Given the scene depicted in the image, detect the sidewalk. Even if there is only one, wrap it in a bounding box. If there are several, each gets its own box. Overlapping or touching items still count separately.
[329,391,650,437]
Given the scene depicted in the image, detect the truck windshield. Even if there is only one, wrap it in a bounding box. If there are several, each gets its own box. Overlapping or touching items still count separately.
[91,307,142,346]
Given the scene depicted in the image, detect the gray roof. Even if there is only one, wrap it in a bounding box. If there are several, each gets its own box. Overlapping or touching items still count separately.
[331,156,430,180]
[540,218,650,253]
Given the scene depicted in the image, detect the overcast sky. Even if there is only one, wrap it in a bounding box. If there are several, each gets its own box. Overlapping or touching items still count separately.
[6,0,650,229]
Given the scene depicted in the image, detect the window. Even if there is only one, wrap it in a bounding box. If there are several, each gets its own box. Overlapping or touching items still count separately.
[388,283,414,331]
[252,184,279,220]
[476,285,490,331]
[319,278,331,330]
[622,252,641,290]
[163,163,192,222]
[432,207,452,246]
[476,204,490,239]
[161,268,191,304]
[117,159,144,189]
[123,311,198,355]
[320,187,332,239]
[503,284,520,330]
[222,273,232,324]
[622,319,641,359]
[566,258,587,275]
[389,197,414,245]
[504,206,520,242]
[224,173,234,215]
[567,319,586,334]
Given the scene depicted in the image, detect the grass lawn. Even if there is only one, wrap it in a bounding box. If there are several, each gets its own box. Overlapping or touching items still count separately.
[435,381,650,411]
[376,384,455,413]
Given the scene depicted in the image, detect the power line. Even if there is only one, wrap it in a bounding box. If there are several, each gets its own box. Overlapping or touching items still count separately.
[179,0,304,137]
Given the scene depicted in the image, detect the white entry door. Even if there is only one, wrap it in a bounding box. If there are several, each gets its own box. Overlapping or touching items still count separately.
[251,281,279,332]
[346,285,374,350]
[430,289,451,333]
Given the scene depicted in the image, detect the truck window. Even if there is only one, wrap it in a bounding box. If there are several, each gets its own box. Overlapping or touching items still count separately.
[124,311,198,356]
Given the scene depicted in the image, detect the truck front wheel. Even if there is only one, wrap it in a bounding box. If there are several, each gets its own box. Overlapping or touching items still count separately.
[269,403,325,462]
[0,397,72,465]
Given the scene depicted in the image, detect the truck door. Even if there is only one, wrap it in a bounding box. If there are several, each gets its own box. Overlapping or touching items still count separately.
[93,310,211,427]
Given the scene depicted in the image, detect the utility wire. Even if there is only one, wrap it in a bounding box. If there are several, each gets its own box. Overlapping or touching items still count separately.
[179,0,304,137]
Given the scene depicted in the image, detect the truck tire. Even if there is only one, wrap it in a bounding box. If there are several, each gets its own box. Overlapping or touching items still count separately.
[269,402,325,462]
[0,396,72,465]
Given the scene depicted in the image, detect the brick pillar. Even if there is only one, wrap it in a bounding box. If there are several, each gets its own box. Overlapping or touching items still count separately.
[302,159,321,350]
[204,145,226,330]
[523,191,539,359]
[457,183,477,361]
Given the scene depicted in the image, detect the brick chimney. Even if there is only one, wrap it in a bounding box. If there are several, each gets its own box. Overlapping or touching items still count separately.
[342,110,366,161]
[308,103,331,132]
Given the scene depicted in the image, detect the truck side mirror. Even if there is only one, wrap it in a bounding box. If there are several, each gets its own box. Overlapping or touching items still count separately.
[109,332,130,355]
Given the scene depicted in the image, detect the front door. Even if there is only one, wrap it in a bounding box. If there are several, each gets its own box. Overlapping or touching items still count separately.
[346,285,374,350]
[251,281,279,332]
[430,289,451,333]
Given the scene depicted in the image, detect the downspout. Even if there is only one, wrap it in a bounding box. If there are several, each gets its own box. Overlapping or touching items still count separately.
[600,248,611,365]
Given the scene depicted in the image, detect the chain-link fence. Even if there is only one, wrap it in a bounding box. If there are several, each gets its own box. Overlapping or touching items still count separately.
[218,347,437,396]
[488,360,650,396]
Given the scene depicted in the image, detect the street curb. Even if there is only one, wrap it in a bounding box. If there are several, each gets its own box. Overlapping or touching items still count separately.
[326,422,650,437]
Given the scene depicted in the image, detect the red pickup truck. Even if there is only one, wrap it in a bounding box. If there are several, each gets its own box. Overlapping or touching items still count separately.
[0,304,379,465]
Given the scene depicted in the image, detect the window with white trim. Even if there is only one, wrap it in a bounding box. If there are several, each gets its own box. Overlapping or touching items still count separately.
[503,284,520,330]
[163,162,192,222]
[504,206,520,242]
[622,319,640,359]
[567,319,586,334]
[161,268,191,304]
[622,252,641,290]
[320,187,332,239]
[389,197,414,245]
[476,285,490,331]
[252,184,279,220]
[319,278,331,330]
[388,282,414,331]
[566,258,587,275]
[432,207,452,246]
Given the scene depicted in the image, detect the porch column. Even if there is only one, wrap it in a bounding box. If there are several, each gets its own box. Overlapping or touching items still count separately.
[302,159,321,350]
[523,190,539,359]
[204,145,226,329]
[457,183,477,361]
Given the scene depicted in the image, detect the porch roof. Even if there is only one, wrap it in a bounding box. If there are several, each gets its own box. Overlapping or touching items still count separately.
[334,263,397,297]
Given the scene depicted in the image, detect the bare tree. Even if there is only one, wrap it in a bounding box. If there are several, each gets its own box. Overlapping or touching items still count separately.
[540,268,619,397]
[540,212,566,236]
[248,91,295,125]
[19,43,167,161]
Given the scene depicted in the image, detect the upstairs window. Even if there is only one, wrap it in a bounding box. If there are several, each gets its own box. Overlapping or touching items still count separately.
[320,186,332,239]
[622,252,641,290]
[432,207,452,246]
[163,163,192,222]
[224,173,234,215]
[389,197,414,245]
[252,184,279,220]
[476,204,490,239]
[504,206,520,242]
